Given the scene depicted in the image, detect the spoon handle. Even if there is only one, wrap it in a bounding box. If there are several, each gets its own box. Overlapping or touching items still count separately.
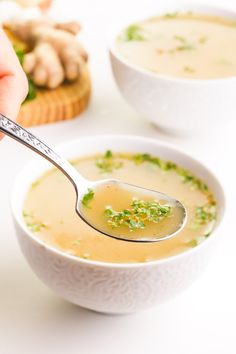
[0,113,86,188]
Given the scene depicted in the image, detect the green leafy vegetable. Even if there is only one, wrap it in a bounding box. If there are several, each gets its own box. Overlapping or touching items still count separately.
[82,188,94,207]
[96,150,123,173]
[104,199,172,231]
[164,12,178,19]
[13,44,24,65]
[13,44,37,103]
[27,77,37,101]
[124,25,144,41]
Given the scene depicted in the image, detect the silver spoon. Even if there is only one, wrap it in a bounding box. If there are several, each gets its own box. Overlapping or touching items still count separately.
[0,114,187,242]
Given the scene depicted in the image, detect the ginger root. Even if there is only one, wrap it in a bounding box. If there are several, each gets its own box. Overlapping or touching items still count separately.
[5,18,88,89]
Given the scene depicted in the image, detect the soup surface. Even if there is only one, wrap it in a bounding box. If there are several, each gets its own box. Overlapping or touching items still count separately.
[23,151,217,263]
[115,13,236,79]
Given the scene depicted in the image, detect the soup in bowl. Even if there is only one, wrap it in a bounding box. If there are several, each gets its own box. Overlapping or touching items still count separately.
[110,5,236,133]
[11,136,225,313]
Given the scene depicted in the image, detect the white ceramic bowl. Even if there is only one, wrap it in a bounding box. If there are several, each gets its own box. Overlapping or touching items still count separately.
[11,136,225,314]
[109,4,236,134]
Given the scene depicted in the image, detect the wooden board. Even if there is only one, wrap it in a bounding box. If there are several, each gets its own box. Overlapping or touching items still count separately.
[4,28,91,127]
[17,64,91,127]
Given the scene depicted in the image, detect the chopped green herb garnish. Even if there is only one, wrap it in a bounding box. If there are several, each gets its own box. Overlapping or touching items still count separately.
[105,199,172,231]
[82,188,94,207]
[31,180,40,188]
[176,43,195,51]
[185,232,211,248]
[73,239,81,246]
[96,150,123,173]
[105,150,113,158]
[133,153,157,165]
[194,203,216,227]
[217,58,232,66]
[96,151,211,195]
[81,253,90,259]
[198,36,207,44]
[23,211,48,233]
[164,12,178,19]
[131,153,207,191]
[170,35,195,52]
[175,166,208,192]
[174,35,186,43]
[124,25,144,41]
[183,66,195,73]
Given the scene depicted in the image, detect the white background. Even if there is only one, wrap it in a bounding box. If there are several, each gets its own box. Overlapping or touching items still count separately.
[0,0,236,353]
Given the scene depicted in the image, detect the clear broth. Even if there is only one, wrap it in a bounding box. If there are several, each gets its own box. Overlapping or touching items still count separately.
[23,152,217,263]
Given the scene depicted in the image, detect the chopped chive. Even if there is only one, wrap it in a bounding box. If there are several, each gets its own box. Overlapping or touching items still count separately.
[185,232,211,248]
[73,239,81,246]
[82,188,94,207]
[23,210,48,233]
[174,35,186,43]
[31,180,40,188]
[183,66,195,73]
[81,253,90,259]
[193,204,216,227]
[198,36,207,44]
[164,12,178,19]
[96,150,123,173]
[123,24,145,41]
[105,199,172,231]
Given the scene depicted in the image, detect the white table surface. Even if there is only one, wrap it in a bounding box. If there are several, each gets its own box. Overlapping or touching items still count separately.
[0,0,236,353]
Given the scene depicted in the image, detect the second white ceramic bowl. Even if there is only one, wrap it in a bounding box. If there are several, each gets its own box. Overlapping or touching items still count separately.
[11,136,225,314]
[110,4,236,134]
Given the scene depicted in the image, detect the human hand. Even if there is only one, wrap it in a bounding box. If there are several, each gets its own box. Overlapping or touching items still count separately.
[0,28,28,140]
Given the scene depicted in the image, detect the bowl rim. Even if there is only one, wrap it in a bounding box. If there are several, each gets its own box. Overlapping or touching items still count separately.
[109,3,236,85]
[11,134,226,269]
